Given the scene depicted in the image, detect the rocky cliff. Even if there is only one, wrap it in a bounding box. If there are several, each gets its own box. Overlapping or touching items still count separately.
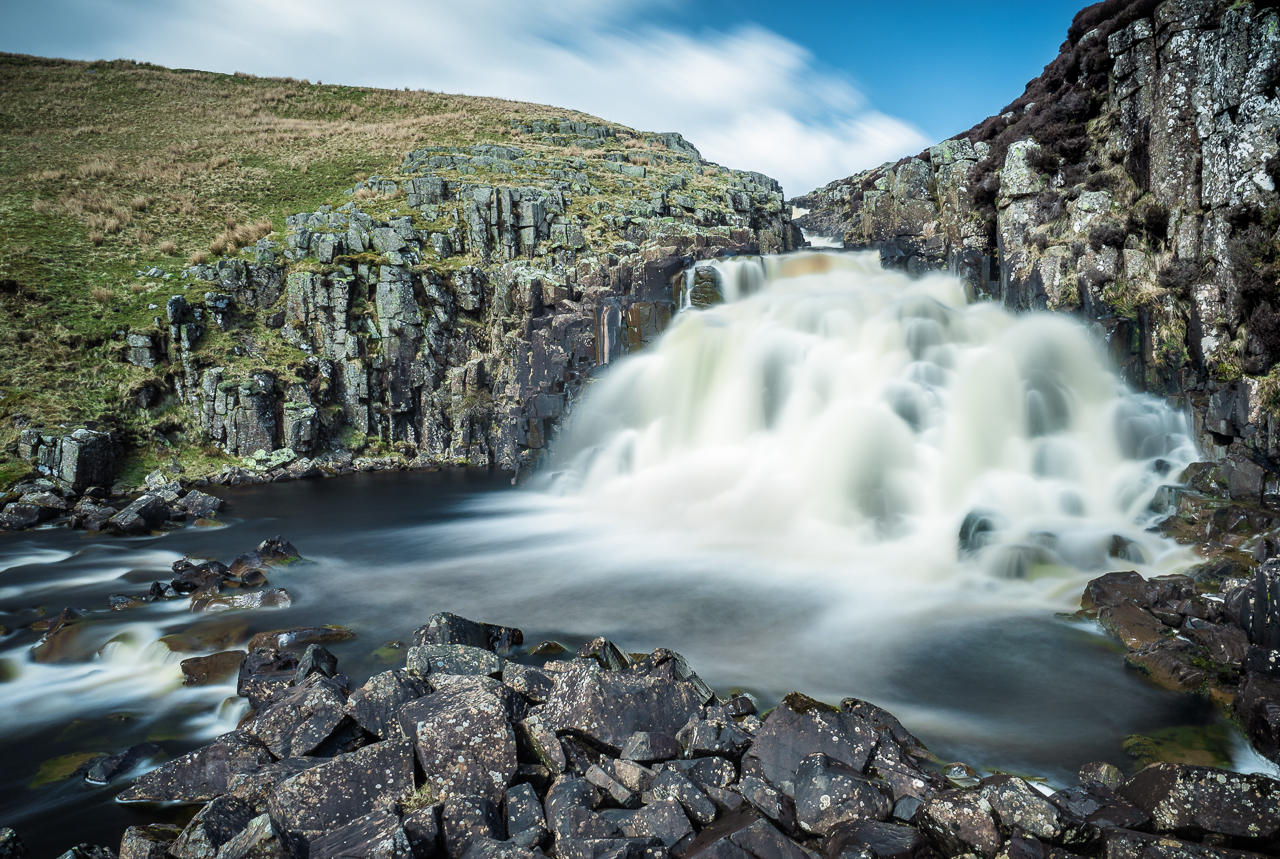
[793,0,1280,485]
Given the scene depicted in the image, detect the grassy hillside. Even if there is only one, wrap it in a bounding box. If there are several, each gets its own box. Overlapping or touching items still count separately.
[0,53,623,488]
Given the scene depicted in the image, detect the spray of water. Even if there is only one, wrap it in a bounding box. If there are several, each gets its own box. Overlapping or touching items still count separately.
[548,252,1196,599]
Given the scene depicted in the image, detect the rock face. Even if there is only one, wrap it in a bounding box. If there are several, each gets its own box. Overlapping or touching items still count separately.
[792,0,1280,469]
[45,608,1280,859]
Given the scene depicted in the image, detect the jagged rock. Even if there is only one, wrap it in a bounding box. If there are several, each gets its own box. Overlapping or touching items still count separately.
[406,645,503,679]
[412,613,523,652]
[441,795,505,858]
[678,707,753,758]
[1049,783,1150,846]
[295,643,339,683]
[403,805,442,859]
[118,731,274,803]
[540,658,709,755]
[516,713,566,774]
[54,846,117,859]
[823,820,924,859]
[267,739,416,831]
[1236,671,1280,761]
[794,753,892,836]
[506,782,548,848]
[736,774,798,831]
[502,662,554,703]
[652,768,717,827]
[577,637,633,671]
[214,814,292,859]
[238,647,300,709]
[346,669,431,739]
[978,776,1060,840]
[228,537,300,574]
[1102,827,1264,859]
[1118,763,1280,840]
[181,650,247,687]
[586,764,640,809]
[683,814,811,859]
[395,678,517,804]
[622,732,682,764]
[169,795,256,859]
[743,693,877,798]
[243,674,351,758]
[0,830,28,859]
[83,742,162,784]
[606,799,694,851]
[917,790,1001,858]
[308,811,412,859]
[227,758,325,812]
[191,587,291,612]
[118,824,182,859]
[1079,763,1125,792]
[545,776,616,841]
[613,759,658,795]
[182,490,224,518]
[107,494,171,534]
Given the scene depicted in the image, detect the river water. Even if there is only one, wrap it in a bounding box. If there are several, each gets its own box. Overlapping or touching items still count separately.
[1,252,1275,854]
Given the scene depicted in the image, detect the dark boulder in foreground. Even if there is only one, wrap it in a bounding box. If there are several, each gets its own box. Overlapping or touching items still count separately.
[41,605,1277,859]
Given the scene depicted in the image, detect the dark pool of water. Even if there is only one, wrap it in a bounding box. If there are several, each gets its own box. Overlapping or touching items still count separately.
[0,469,1249,855]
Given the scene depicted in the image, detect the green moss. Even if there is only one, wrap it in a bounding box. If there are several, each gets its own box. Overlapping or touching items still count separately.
[1122,723,1236,768]
[782,691,839,715]
[30,752,102,788]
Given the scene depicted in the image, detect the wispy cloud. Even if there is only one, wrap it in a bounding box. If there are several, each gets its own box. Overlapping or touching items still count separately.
[7,0,929,194]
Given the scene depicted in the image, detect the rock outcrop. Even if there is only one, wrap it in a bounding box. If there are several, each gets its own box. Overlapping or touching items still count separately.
[794,0,1280,473]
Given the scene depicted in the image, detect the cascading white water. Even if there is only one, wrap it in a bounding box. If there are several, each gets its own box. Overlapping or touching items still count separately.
[548,251,1196,589]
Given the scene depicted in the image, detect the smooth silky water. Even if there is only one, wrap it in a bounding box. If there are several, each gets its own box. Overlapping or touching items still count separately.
[1,252,1275,853]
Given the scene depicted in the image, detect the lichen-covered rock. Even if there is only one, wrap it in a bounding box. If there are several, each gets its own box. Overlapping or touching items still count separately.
[917,790,1001,859]
[1118,763,1280,840]
[117,732,274,803]
[213,814,292,859]
[406,645,503,679]
[107,494,171,535]
[395,679,517,804]
[441,795,505,859]
[117,824,182,859]
[412,613,523,652]
[345,669,431,740]
[308,811,412,859]
[1101,826,1263,859]
[169,795,256,859]
[242,674,350,759]
[978,775,1061,840]
[793,753,892,836]
[742,693,877,798]
[823,820,923,859]
[0,830,29,859]
[267,739,416,831]
[683,815,812,859]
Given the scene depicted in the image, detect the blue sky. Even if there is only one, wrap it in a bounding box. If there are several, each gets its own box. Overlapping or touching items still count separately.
[0,0,1085,194]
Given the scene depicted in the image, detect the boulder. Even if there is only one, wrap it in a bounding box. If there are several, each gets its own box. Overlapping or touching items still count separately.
[743,693,877,798]
[978,775,1060,840]
[308,811,412,859]
[441,795,505,859]
[192,588,291,612]
[227,757,325,812]
[181,490,225,519]
[683,814,812,859]
[679,707,753,758]
[267,739,416,832]
[228,538,300,576]
[823,820,924,859]
[169,795,256,859]
[586,764,640,809]
[395,680,517,804]
[243,674,351,759]
[117,824,182,859]
[1118,763,1280,840]
[181,650,246,687]
[248,627,357,651]
[540,659,708,755]
[83,742,162,785]
[117,732,274,803]
[577,637,633,671]
[412,613,522,653]
[502,662,555,703]
[406,645,503,679]
[506,782,548,848]
[1049,784,1150,846]
[1236,672,1280,761]
[1102,827,1266,859]
[1098,604,1168,650]
[214,814,293,859]
[107,494,171,534]
[544,776,615,841]
[403,805,442,858]
[346,669,431,739]
[652,769,717,826]
[295,644,339,683]
[794,753,892,836]
[238,647,299,709]
[0,830,28,859]
[1078,763,1125,791]
[621,732,682,764]
[916,790,1000,858]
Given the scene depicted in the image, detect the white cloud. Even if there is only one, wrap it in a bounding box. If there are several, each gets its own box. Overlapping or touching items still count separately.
[27,0,929,194]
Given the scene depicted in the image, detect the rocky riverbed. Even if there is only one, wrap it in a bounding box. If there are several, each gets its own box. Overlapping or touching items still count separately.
[5,549,1280,859]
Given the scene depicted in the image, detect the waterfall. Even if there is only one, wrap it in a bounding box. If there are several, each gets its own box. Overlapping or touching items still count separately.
[546,251,1196,585]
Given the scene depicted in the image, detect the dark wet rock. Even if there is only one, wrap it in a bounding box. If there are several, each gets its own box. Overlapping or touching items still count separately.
[630,649,717,705]
[506,782,548,848]
[191,587,291,612]
[181,490,224,519]
[181,650,247,687]
[84,742,162,784]
[502,662,554,703]
[0,503,47,530]
[1049,784,1150,847]
[587,764,640,808]
[267,739,416,831]
[578,637,633,671]
[1181,624,1250,667]
[1230,563,1280,651]
[1243,646,1280,679]
[663,756,737,793]
[171,560,230,594]
[1123,640,1209,694]
[684,814,812,859]
[243,674,350,758]
[977,775,1060,840]
[865,732,938,802]
[228,537,300,575]
[118,731,274,803]
[823,820,923,859]
[554,837,665,859]
[1098,604,1168,650]
[412,613,522,653]
[652,768,717,826]
[107,494,171,534]
[108,594,146,611]
[891,798,922,825]
[307,810,413,859]
[227,757,325,812]
[30,607,89,663]
[839,699,928,759]
[1079,763,1125,792]
[215,814,294,859]
[248,626,357,651]
[117,824,182,859]
[0,829,28,859]
[1101,827,1265,859]
[622,732,682,764]
[395,678,517,804]
[170,794,256,859]
[1118,762,1280,840]
[794,753,892,836]
[403,805,442,859]
[917,789,1000,858]
[736,774,798,832]
[238,647,300,709]
[53,846,117,859]
[406,645,503,679]
[724,695,759,718]
[679,706,753,758]
[457,837,539,859]
[545,776,617,841]
[601,800,696,852]
[295,643,339,683]
[346,669,431,740]
[743,693,877,798]
[541,659,711,755]
[441,795,505,858]
[613,759,658,795]
[1236,672,1280,761]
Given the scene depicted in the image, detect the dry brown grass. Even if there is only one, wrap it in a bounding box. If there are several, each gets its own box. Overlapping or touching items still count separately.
[77,156,118,179]
[189,250,209,265]
[134,229,155,246]
[627,154,651,166]
[129,195,151,211]
[34,169,67,181]
[89,232,104,246]
[129,282,147,294]
[90,286,115,304]
[158,240,177,254]
[31,198,55,214]
[104,216,123,235]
